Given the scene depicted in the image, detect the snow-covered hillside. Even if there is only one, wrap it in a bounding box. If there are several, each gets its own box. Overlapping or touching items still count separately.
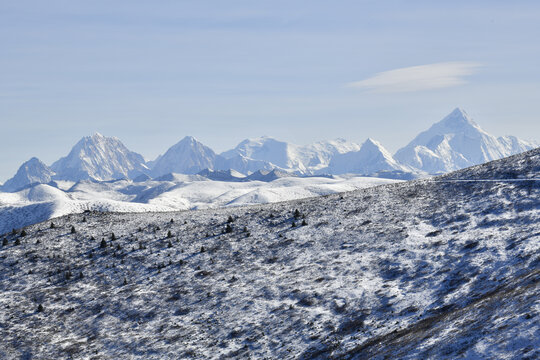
[0,175,398,235]
[0,147,538,359]
[394,108,537,173]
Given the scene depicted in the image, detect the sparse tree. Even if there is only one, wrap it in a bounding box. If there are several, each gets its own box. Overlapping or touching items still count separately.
[14,238,21,246]
[167,230,173,238]
[11,229,17,236]
[111,233,116,241]
[200,246,206,253]
[50,222,55,229]
[2,238,8,246]
[302,219,307,226]
[100,238,107,248]
[291,221,296,228]
[294,209,301,219]
[170,218,174,224]
[225,224,233,233]
[82,217,87,223]
[71,226,76,234]
[20,229,27,237]
[37,304,44,313]
[227,215,234,223]
[168,240,173,248]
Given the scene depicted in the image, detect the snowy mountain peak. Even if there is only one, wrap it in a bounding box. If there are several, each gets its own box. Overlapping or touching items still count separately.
[91,132,105,139]
[150,136,219,177]
[51,133,149,181]
[327,138,408,175]
[220,137,292,169]
[1,157,55,192]
[363,137,384,148]
[435,107,483,134]
[394,108,537,173]
[179,135,197,143]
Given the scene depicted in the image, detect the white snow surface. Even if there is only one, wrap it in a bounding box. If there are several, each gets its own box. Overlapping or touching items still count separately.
[0,147,538,359]
[0,175,398,235]
[327,138,413,175]
[221,136,363,174]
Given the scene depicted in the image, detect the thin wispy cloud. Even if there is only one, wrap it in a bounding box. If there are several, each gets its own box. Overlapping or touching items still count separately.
[348,62,482,93]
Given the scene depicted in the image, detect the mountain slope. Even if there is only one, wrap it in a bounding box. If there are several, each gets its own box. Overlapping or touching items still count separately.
[1,157,55,192]
[51,133,149,181]
[0,148,538,359]
[326,138,411,175]
[394,108,537,173]
[221,136,363,174]
[151,136,220,177]
[221,136,303,171]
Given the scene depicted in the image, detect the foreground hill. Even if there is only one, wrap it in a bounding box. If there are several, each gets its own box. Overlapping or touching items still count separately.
[0,148,538,359]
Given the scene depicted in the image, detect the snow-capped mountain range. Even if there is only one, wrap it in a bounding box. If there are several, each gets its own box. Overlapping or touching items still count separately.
[1,108,537,192]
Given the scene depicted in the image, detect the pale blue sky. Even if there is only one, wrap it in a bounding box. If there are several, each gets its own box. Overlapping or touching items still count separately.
[1,0,539,181]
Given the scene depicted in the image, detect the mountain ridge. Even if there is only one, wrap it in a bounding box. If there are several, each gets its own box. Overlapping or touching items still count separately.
[2,109,537,191]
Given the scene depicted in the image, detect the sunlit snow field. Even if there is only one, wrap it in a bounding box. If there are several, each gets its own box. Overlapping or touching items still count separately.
[0,175,399,234]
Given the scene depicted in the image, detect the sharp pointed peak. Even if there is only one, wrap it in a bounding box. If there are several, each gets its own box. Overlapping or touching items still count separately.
[450,107,468,116]
[440,107,475,126]
[83,132,107,141]
[362,138,384,147]
[174,136,205,146]
[24,157,43,164]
